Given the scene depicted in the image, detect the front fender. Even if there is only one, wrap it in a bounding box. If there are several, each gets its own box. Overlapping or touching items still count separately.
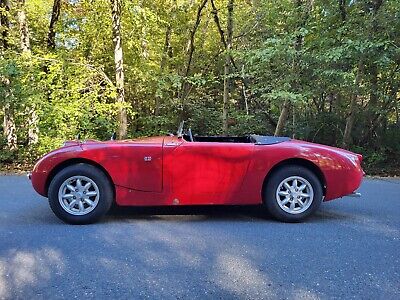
[31,145,84,196]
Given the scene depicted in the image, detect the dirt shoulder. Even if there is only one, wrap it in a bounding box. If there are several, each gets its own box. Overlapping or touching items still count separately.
[0,164,33,175]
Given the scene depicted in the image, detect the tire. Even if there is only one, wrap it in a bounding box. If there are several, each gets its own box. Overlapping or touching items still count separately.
[263,165,323,222]
[48,163,113,224]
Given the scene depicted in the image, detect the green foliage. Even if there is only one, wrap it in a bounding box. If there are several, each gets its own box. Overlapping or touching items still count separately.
[0,52,119,160]
[0,137,17,164]
[0,0,399,175]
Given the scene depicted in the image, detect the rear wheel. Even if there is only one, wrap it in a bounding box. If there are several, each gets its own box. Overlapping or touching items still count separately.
[263,165,323,222]
[48,163,113,224]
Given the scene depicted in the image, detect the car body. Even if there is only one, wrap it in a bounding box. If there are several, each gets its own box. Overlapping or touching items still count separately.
[30,129,363,224]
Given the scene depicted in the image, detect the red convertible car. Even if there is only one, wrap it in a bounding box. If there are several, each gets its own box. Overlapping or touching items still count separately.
[29,123,363,224]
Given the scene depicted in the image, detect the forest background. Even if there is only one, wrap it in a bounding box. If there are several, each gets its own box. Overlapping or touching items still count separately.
[0,0,399,175]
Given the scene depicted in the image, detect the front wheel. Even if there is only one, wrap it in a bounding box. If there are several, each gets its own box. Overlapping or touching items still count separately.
[263,165,323,222]
[48,163,113,224]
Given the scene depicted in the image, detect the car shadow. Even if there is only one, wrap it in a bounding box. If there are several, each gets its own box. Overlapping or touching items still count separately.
[104,204,354,224]
[105,204,271,222]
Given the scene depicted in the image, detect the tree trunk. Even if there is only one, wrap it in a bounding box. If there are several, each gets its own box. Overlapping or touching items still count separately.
[17,0,30,53]
[292,105,296,138]
[342,60,363,148]
[338,0,346,22]
[17,0,40,146]
[274,100,290,136]
[178,0,208,120]
[211,0,250,116]
[3,103,17,150]
[1,0,17,150]
[110,0,127,139]
[47,0,61,49]
[181,0,208,78]
[222,58,229,134]
[241,65,249,115]
[364,63,378,136]
[182,0,208,79]
[222,0,234,134]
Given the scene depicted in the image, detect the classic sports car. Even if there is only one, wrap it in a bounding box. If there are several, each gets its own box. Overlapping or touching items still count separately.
[29,122,363,224]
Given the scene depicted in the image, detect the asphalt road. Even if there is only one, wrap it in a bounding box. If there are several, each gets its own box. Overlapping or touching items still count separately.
[0,176,399,300]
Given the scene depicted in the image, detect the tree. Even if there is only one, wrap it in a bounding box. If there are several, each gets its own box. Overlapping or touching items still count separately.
[274,0,312,136]
[180,0,208,104]
[342,61,364,148]
[47,0,61,49]
[17,0,30,53]
[110,0,127,139]
[222,0,234,134]
[16,0,40,146]
[0,0,399,175]
[155,15,173,116]
[1,0,17,150]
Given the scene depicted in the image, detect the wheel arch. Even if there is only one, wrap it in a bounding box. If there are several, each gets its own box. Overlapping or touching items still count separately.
[262,158,327,199]
[45,158,115,198]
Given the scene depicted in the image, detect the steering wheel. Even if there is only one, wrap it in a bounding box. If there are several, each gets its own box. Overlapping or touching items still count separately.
[188,128,194,142]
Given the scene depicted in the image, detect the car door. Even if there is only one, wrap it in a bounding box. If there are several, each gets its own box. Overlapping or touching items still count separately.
[95,138,163,192]
[124,143,163,192]
[163,138,254,205]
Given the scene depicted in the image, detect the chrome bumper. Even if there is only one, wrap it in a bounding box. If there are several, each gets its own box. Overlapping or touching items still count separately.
[346,192,361,197]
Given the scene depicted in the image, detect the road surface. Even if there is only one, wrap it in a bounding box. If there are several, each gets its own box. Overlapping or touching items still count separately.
[0,176,399,299]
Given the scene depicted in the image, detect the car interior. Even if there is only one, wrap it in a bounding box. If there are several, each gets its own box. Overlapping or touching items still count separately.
[181,133,290,145]
[177,121,290,145]
[182,135,252,143]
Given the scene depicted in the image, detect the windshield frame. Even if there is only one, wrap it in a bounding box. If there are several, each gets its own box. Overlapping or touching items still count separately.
[177,121,185,138]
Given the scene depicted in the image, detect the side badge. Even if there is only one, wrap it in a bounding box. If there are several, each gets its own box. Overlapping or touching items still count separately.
[172,198,179,205]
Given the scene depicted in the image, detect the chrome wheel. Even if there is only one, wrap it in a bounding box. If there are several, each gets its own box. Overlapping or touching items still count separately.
[58,176,99,216]
[276,176,314,215]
